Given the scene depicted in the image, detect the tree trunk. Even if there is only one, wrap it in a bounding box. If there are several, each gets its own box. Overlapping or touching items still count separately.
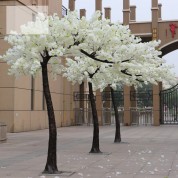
[41,59,59,174]
[110,87,121,143]
[88,82,101,153]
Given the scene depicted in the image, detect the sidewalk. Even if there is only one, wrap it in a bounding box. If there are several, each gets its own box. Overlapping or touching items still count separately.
[0,125,178,178]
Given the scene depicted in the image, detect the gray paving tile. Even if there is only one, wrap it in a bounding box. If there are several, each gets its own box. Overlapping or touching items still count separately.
[0,126,178,177]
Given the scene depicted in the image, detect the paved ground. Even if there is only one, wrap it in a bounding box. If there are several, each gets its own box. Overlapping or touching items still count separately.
[1,125,178,178]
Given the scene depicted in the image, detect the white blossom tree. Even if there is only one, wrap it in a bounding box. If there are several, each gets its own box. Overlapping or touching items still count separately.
[63,11,177,152]
[0,12,81,174]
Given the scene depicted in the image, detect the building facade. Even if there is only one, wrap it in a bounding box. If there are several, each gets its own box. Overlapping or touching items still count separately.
[0,0,80,132]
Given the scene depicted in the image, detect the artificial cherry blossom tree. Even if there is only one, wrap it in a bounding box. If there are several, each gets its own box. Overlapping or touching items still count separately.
[63,57,107,153]
[0,12,81,174]
[63,11,176,151]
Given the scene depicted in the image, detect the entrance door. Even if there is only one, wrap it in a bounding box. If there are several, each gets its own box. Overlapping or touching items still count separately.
[160,84,178,124]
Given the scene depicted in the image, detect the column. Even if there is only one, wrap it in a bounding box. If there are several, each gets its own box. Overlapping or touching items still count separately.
[69,0,75,11]
[124,86,136,126]
[96,90,103,125]
[123,0,130,25]
[130,5,136,22]
[95,0,102,11]
[153,83,162,126]
[104,7,111,19]
[48,0,62,16]
[80,9,86,18]
[158,3,162,20]
[152,0,161,126]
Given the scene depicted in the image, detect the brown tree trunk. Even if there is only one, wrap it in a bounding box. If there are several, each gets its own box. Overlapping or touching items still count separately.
[110,87,121,143]
[41,57,59,174]
[88,82,101,153]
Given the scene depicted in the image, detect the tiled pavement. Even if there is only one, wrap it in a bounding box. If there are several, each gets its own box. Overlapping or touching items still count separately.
[1,125,178,178]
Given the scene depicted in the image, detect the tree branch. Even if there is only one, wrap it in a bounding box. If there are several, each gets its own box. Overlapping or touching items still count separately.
[80,49,113,64]
[121,69,143,82]
[89,67,100,79]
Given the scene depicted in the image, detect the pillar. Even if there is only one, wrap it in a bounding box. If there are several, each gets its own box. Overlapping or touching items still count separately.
[94,0,103,125]
[130,5,136,22]
[104,7,111,19]
[158,3,162,20]
[124,86,136,126]
[103,8,111,109]
[153,83,162,126]
[80,9,86,18]
[69,0,75,11]
[123,0,130,25]
[152,0,159,32]
[152,0,161,126]
[96,90,103,125]
[48,0,62,16]
[95,0,102,11]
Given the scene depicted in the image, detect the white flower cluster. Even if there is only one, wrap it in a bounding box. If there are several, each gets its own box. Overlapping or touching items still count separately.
[63,11,177,91]
[0,11,176,89]
[0,11,79,77]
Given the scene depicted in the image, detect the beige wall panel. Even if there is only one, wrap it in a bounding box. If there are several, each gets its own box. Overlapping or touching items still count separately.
[54,111,61,127]
[48,74,63,93]
[30,111,43,130]
[64,95,72,110]
[34,91,43,110]
[14,112,25,132]
[23,111,31,131]
[58,94,64,111]
[44,111,48,128]
[0,40,11,55]
[48,0,62,16]
[64,80,72,94]
[0,6,6,28]
[0,111,14,132]
[34,75,43,91]
[70,109,75,126]
[57,75,64,93]
[0,88,14,110]
[14,6,33,34]
[39,111,47,129]
[56,111,63,127]
[51,93,60,110]
[14,88,31,110]
[63,111,71,126]
[0,62,14,87]
[14,76,31,89]
[14,111,31,132]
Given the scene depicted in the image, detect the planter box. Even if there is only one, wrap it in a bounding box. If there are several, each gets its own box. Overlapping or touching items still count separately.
[0,122,7,142]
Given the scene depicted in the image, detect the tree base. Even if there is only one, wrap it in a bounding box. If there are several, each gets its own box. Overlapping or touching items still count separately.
[42,170,61,174]
[114,138,121,143]
[89,147,102,153]
[42,165,60,174]
[42,170,75,176]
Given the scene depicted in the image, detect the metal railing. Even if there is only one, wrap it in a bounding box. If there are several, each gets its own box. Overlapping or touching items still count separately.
[130,107,153,126]
[74,108,92,126]
[74,107,124,126]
